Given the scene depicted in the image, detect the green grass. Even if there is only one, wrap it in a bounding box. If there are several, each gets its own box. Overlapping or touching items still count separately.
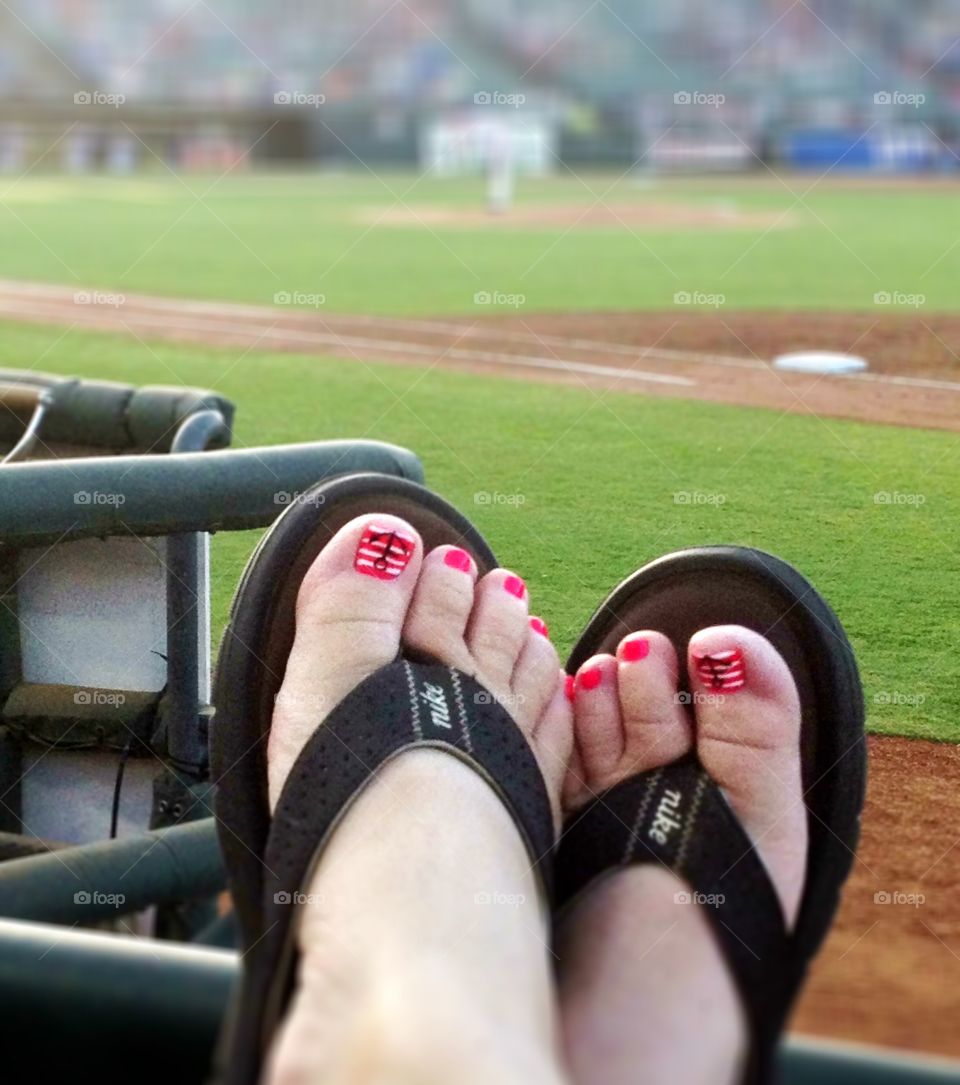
[0,171,958,314]
[2,319,957,744]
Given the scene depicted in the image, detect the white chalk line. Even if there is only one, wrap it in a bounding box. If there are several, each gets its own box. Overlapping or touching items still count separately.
[0,301,695,388]
[2,281,960,393]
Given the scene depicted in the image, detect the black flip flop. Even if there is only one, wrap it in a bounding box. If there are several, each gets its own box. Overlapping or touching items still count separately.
[210,473,555,1085]
[555,546,866,1085]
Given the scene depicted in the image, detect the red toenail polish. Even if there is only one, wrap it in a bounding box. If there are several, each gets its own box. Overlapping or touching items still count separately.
[579,667,602,691]
[530,616,549,638]
[565,674,576,701]
[621,637,650,662]
[444,548,472,573]
[503,575,526,599]
[355,523,416,581]
[694,648,745,693]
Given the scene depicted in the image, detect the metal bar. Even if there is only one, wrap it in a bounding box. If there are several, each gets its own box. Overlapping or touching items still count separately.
[0,829,65,861]
[0,917,956,1084]
[165,410,231,777]
[0,917,234,1084]
[0,818,223,923]
[1,388,53,463]
[784,1037,960,1083]
[0,439,425,546]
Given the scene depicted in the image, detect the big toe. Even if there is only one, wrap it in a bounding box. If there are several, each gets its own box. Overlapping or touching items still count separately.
[269,514,423,807]
[689,625,807,926]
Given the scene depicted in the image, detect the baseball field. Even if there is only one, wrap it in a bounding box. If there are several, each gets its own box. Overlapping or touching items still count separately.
[0,169,957,1055]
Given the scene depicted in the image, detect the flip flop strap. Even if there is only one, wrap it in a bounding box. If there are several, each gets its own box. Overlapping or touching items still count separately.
[265,659,554,895]
[556,755,794,1083]
[243,659,554,1067]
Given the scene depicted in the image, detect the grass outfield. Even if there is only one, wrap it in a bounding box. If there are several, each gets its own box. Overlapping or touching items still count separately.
[1,319,956,744]
[0,171,958,314]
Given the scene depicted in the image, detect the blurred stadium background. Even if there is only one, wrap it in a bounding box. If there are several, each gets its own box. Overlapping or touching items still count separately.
[1,0,959,173]
[0,0,958,1068]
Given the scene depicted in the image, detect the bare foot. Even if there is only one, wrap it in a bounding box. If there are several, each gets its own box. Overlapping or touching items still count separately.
[262,514,573,1085]
[557,626,806,1085]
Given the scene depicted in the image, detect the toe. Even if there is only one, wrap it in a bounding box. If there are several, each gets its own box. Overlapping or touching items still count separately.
[402,545,477,672]
[270,514,423,807]
[616,631,693,776]
[465,569,531,692]
[688,625,807,925]
[512,617,563,731]
[565,655,623,808]
[532,671,576,826]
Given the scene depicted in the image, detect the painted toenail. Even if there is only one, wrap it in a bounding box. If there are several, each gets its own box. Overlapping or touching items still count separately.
[503,575,526,599]
[621,637,650,662]
[530,616,549,638]
[565,674,576,701]
[355,523,416,580]
[443,548,472,573]
[579,667,602,691]
[693,647,745,692]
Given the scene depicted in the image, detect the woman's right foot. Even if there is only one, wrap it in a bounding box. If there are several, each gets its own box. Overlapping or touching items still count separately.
[557,626,808,1085]
[261,514,573,1085]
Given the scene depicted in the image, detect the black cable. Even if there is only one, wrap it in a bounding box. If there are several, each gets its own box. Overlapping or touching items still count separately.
[109,736,135,839]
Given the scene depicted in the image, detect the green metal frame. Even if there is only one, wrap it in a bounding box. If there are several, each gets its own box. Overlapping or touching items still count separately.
[0,437,423,546]
[0,915,956,1085]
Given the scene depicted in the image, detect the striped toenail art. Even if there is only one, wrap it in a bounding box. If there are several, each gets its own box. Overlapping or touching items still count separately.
[694,648,746,692]
[355,524,417,580]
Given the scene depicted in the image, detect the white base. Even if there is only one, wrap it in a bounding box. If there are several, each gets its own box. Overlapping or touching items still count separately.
[773,351,868,375]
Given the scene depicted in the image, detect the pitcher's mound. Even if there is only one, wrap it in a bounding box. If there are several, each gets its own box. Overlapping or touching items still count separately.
[361,202,796,232]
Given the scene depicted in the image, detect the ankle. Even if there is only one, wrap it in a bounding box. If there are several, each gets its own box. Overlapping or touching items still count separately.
[558,867,747,1085]
[271,954,566,1085]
